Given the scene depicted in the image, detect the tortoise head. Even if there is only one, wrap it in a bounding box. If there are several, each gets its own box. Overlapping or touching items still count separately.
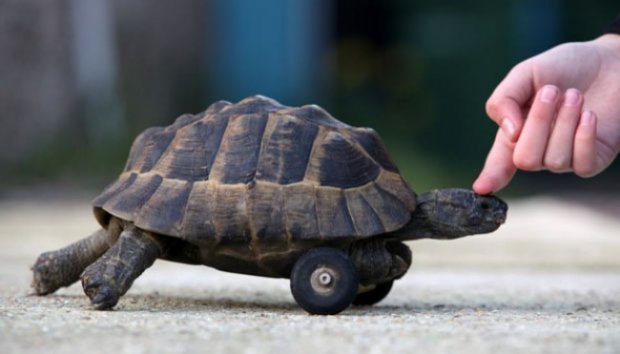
[394,188,507,240]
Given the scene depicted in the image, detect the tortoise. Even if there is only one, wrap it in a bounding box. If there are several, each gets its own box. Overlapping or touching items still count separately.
[32,95,507,315]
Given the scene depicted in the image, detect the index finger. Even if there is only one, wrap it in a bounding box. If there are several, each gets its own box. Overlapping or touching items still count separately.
[473,129,518,194]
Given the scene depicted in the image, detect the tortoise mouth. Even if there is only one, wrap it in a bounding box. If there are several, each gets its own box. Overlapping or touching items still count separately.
[477,194,508,226]
[495,199,508,224]
[496,211,507,224]
[490,203,507,225]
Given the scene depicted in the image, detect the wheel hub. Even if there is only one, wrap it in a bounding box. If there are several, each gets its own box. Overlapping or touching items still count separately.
[310,267,336,294]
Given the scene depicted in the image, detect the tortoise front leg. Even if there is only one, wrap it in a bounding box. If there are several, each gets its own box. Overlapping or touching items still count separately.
[80,225,167,310]
[32,228,111,295]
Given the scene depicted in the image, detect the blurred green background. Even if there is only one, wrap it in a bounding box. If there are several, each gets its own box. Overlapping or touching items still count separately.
[1,0,618,197]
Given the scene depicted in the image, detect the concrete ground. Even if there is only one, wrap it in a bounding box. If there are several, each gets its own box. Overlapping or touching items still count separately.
[0,195,619,354]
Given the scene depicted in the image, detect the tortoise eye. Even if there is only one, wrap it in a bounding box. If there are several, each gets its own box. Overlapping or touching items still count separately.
[478,200,490,210]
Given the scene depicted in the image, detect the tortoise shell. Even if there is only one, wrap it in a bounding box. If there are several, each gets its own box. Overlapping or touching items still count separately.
[92,96,416,246]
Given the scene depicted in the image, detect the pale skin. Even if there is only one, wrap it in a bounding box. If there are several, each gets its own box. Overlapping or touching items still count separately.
[473,34,620,195]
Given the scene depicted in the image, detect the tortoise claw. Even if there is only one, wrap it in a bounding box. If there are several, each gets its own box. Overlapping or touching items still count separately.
[90,287,119,310]
[82,277,120,310]
[31,252,67,295]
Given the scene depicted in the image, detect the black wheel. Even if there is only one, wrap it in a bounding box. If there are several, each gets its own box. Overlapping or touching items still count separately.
[352,280,394,306]
[290,247,358,315]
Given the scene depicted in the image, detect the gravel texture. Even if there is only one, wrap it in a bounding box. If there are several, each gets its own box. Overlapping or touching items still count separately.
[0,196,619,354]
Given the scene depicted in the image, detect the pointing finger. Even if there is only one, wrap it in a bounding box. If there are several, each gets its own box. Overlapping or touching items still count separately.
[473,129,517,195]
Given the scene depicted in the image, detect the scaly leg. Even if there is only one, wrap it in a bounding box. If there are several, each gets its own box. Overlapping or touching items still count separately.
[32,228,111,295]
[348,239,412,286]
[80,225,166,310]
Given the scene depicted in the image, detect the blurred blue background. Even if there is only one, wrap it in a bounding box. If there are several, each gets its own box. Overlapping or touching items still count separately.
[0,0,618,196]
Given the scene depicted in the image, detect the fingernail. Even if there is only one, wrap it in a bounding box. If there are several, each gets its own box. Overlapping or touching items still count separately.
[581,111,595,126]
[540,86,559,103]
[501,118,516,140]
[564,89,581,106]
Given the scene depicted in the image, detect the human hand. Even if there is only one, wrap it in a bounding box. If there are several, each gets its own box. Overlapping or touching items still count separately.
[473,34,620,194]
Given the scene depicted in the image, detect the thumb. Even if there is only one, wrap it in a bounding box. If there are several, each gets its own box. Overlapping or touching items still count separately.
[485,62,536,142]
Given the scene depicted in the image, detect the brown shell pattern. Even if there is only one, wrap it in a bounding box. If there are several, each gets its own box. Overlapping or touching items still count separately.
[92,96,417,244]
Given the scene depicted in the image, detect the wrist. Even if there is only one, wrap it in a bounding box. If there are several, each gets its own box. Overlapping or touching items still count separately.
[592,34,620,58]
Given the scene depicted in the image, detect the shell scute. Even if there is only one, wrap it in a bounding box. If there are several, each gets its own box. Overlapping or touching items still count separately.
[212,185,251,244]
[124,128,176,173]
[208,113,268,184]
[349,127,400,172]
[101,173,163,221]
[305,130,381,188]
[256,114,318,184]
[181,181,217,242]
[284,183,320,241]
[135,178,192,235]
[315,187,356,237]
[247,183,286,252]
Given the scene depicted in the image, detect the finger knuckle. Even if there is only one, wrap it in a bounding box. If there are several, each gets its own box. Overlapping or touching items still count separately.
[529,110,554,123]
[511,61,529,73]
[485,97,499,118]
[544,155,570,172]
[513,153,541,171]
